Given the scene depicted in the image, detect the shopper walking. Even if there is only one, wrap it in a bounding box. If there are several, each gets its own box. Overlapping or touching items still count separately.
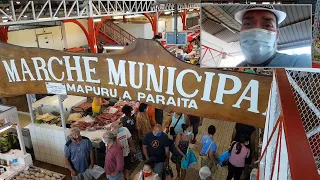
[171,124,193,180]
[143,124,170,178]
[199,166,212,180]
[64,127,94,180]
[232,123,256,179]
[155,108,164,125]
[169,112,190,137]
[188,115,202,144]
[199,125,217,173]
[103,131,124,180]
[133,158,161,180]
[110,123,136,180]
[121,105,136,135]
[226,135,250,180]
[136,103,153,141]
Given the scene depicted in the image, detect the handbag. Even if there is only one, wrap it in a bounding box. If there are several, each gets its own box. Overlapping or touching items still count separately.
[169,114,182,136]
[216,141,237,167]
[181,148,198,170]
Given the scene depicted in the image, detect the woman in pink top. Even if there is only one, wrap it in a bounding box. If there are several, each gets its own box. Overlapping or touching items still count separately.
[103,131,124,180]
[227,135,250,180]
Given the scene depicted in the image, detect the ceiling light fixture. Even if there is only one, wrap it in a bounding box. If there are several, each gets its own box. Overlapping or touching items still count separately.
[164,11,171,15]
[103,46,125,50]
[94,18,101,22]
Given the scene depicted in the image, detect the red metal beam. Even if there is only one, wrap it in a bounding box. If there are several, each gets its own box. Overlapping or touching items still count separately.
[258,118,281,162]
[144,13,158,36]
[62,19,90,47]
[0,26,8,43]
[95,16,111,41]
[275,68,320,180]
[277,121,283,180]
[270,120,282,179]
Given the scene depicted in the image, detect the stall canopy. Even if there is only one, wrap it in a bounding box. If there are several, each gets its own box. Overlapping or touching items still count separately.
[0,39,272,128]
[202,4,312,52]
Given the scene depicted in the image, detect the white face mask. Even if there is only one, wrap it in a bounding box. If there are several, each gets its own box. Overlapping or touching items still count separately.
[240,28,277,65]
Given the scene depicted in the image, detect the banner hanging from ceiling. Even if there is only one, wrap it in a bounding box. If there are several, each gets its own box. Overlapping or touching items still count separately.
[0,39,272,127]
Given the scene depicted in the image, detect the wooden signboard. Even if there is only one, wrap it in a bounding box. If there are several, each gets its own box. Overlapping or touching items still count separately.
[0,39,272,128]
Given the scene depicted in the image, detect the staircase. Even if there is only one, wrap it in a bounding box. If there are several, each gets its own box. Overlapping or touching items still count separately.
[98,21,136,46]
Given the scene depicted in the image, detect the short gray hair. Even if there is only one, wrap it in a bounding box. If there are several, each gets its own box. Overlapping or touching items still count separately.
[103,131,117,142]
[70,127,80,135]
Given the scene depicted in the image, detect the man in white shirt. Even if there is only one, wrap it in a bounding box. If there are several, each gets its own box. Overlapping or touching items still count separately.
[111,122,136,180]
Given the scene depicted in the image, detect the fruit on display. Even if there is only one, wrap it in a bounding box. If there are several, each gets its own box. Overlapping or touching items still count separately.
[12,166,64,180]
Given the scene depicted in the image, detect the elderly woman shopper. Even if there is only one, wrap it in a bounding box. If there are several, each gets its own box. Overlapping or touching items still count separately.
[103,131,124,180]
[64,127,94,180]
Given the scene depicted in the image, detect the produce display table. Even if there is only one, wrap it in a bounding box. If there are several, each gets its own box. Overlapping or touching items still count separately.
[32,95,87,117]
[0,149,33,180]
[10,166,65,180]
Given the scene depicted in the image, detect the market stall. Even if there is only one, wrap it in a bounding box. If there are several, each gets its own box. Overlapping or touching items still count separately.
[25,93,138,166]
[0,105,32,180]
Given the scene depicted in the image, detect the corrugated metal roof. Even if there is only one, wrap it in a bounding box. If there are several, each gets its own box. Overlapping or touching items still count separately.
[201,4,312,51]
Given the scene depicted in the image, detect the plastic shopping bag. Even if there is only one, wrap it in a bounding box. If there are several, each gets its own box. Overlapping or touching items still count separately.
[181,148,198,170]
[89,165,105,179]
[216,151,231,167]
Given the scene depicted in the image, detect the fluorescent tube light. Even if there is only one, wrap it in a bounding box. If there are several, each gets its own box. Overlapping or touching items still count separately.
[103,46,125,50]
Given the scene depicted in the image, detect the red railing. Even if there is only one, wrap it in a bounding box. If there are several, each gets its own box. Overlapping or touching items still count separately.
[99,21,136,46]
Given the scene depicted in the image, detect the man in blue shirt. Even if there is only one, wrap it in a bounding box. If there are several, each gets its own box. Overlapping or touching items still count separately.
[235,5,311,67]
[199,125,217,174]
[64,127,94,180]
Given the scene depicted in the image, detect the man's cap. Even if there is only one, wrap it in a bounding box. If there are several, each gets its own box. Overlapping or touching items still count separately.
[235,5,287,25]
[199,166,212,180]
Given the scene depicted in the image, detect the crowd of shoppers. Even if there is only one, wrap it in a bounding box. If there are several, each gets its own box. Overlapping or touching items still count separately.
[64,102,254,180]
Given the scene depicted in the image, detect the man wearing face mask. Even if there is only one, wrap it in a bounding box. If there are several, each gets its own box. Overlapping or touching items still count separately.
[64,127,94,180]
[109,122,136,180]
[235,5,311,67]
[143,124,170,179]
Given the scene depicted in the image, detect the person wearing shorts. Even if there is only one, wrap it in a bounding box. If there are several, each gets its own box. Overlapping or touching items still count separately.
[199,125,218,174]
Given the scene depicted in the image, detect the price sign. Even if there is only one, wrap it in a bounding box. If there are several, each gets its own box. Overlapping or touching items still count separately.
[45,82,67,95]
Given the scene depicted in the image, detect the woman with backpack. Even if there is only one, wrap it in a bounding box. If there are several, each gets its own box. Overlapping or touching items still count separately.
[226,135,250,180]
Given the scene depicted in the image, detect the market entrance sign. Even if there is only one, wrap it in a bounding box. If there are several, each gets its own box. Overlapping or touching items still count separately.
[0,39,272,127]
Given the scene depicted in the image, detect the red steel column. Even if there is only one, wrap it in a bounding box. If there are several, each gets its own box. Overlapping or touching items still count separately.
[179,9,188,30]
[0,26,8,43]
[144,12,163,37]
[88,17,97,53]
[275,69,319,180]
